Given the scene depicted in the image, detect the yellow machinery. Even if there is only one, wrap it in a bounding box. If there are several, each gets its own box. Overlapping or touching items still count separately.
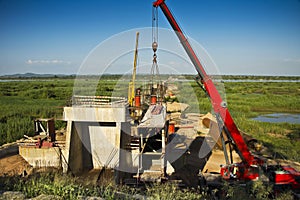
[128,32,139,107]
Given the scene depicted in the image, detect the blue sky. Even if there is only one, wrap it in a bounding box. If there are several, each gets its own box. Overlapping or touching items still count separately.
[0,0,299,76]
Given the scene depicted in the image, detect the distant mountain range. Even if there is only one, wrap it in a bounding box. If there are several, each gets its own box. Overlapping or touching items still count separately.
[0,73,75,78]
[0,72,299,80]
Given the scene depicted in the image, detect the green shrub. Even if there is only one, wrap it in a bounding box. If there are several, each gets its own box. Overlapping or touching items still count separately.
[145,183,206,200]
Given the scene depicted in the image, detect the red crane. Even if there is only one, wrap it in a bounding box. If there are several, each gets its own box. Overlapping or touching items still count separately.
[153,0,300,189]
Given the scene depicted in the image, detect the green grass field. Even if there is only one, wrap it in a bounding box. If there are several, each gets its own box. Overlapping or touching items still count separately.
[0,76,299,162]
[0,75,299,199]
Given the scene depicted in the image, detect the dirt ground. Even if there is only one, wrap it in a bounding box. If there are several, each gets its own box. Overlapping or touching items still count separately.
[0,154,32,177]
[203,149,241,173]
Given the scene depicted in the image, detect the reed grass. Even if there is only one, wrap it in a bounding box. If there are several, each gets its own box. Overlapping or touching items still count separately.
[0,171,294,199]
[0,77,299,163]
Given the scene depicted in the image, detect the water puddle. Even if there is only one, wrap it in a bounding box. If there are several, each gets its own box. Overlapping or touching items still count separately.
[253,113,300,124]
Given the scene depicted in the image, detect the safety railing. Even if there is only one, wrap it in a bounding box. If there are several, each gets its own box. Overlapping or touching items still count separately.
[71,95,127,107]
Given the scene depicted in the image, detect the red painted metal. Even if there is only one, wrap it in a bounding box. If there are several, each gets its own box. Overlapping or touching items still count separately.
[150,95,157,105]
[134,95,141,107]
[168,122,175,134]
[153,0,300,190]
[35,138,54,148]
[153,0,257,166]
[220,163,259,181]
[275,166,300,189]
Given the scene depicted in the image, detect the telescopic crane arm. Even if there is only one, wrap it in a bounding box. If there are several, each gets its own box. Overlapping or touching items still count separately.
[128,32,139,107]
[153,0,259,166]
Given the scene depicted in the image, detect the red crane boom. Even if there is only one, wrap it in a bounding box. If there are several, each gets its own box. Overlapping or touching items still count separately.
[153,0,259,166]
[151,0,300,190]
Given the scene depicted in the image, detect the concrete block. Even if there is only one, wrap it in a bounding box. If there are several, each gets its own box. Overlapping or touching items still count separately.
[63,107,127,122]
[19,146,61,168]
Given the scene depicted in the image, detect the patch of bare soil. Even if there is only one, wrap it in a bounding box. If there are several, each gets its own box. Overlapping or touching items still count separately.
[0,154,32,177]
[203,149,242,173]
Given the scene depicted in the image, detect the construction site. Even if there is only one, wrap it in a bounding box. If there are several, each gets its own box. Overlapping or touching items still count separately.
[0,0,300,199]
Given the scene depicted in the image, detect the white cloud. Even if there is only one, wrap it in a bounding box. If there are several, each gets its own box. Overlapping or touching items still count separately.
[26,59,71,65]
[283,58,300,63]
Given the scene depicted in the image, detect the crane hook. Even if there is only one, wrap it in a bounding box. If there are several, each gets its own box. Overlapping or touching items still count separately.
[152,41,158,53]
